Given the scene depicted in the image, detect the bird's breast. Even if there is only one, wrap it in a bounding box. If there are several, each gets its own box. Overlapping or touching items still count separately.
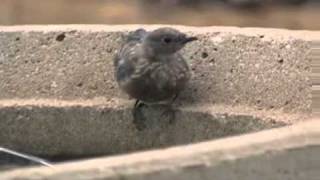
[116,53,190,103]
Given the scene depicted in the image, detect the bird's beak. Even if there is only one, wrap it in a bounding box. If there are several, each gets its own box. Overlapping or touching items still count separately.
[183,36,198,44]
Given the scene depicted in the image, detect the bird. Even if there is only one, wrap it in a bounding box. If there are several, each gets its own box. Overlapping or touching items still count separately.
[114,27,197,130]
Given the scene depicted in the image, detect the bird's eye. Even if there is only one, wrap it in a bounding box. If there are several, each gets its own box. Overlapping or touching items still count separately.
[163,37,172,44]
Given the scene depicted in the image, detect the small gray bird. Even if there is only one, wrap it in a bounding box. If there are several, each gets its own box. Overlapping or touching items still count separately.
[114,27,197,130]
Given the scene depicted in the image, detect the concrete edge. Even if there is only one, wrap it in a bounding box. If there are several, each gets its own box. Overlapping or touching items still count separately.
[1,119,318,179]
[0,98,308,124]
[0,25,314,112]
[0,25,319,41]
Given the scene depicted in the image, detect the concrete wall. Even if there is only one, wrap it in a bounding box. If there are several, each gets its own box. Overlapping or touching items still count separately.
[0,25,317,157]
[0,25,319,179]
[1,120,319,180]
[0,25,315,111]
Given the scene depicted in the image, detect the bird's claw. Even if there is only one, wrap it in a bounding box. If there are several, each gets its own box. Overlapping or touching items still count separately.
[132,101,147,131]
[160,106,176,125]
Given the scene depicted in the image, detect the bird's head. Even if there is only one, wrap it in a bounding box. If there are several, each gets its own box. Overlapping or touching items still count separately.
[143,27,197,56]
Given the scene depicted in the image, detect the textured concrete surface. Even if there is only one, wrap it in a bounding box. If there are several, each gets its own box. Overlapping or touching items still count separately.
[0,25,317,167]
[0,25,316,112]
[0,120,318,180]
[0,99,289,157]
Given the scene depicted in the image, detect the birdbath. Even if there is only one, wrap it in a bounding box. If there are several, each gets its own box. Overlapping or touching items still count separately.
[0,25,318,179]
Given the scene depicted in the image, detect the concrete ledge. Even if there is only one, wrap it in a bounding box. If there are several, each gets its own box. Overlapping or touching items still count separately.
[1,120,318,180]
[0,25,316,112]
[0,99,291,156]
[0,25,317,173]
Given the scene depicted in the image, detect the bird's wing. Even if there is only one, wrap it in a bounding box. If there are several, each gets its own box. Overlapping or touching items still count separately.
[126,28,148,43]
[114,29,147,67]
[114,41,143,82]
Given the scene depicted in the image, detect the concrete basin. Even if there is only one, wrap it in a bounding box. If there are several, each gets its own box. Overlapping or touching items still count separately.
[0,25,318,179]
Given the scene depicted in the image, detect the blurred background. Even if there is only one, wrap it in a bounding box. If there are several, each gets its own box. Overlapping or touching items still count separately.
[0,0,319,30]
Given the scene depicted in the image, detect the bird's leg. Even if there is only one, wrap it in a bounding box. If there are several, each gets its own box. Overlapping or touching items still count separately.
[171,93,179,104]
[132,100,147,130]
[160,93,179,124]
[161,105,176,124]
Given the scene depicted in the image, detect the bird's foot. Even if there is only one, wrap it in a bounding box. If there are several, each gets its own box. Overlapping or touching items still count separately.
[132,100,147,131]
[160,105,176,125]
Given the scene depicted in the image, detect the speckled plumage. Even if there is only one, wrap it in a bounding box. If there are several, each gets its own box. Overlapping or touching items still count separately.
[115,28,194,103]
[114,27,197,130]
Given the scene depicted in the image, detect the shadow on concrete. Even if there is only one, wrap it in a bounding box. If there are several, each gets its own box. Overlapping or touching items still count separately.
[0,104,286,170]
